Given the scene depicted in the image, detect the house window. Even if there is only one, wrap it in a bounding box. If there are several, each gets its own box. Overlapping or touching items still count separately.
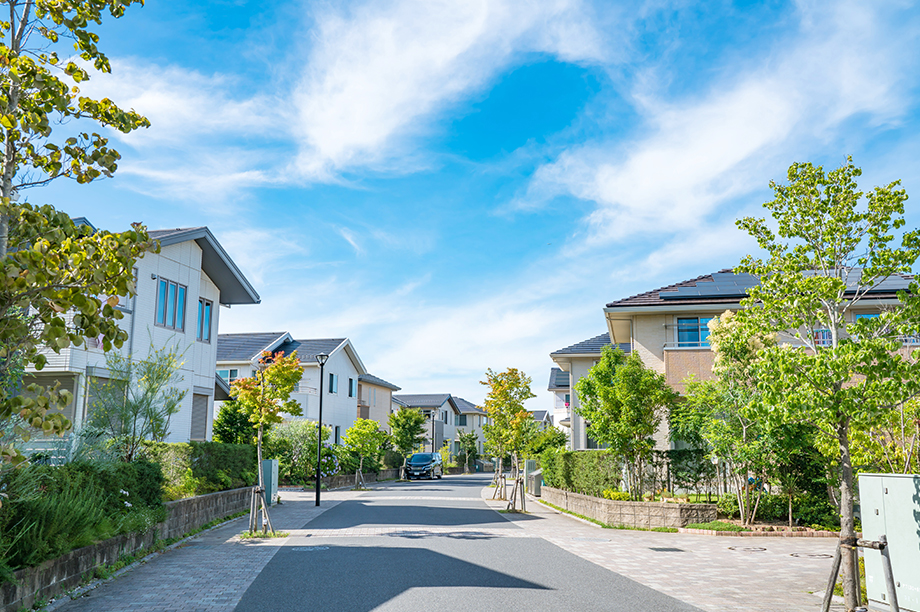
[348,378,356,398]
[677,317,714,347]
[564,393,570,405]
[217,369,239,383]
[328,373,338,394]
[458,414,467,427]
[196,298,212,342]
[334,426,341,445]
[155,277,186,331]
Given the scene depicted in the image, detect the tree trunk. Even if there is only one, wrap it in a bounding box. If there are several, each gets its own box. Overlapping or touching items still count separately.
[837,421,860,611]
[788,493,793,528]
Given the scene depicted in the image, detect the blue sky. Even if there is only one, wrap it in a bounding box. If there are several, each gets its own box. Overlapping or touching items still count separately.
[39,0,920,409]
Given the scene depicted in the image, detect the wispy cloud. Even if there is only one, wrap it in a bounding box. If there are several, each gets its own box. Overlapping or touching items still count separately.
[524,0,917,249]
[292,0,609,179]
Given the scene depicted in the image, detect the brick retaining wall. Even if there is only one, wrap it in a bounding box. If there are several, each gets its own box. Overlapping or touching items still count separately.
[540,486,717,529]
[1,486,252,612]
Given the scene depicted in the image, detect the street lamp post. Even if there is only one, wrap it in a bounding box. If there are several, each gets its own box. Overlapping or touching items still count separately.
[314,353,329,507]
[430,409,436,453]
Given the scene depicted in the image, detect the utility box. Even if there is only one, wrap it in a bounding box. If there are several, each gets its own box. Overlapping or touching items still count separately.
[524,459,537,492]
[262,459,279,508]
[858,473,920,611]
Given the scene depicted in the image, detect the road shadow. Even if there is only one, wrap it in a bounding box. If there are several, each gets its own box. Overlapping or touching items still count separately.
[301,501,519,530]
[236,544,549,612]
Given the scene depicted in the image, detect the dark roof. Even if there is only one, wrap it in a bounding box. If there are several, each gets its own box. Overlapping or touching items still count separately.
[359,373,401,391]
[274,339,346,363]
[392,396,408,407]
[392,394,455,410]
[548,368,569,390]
[606,269,914,309]
[453,397,486,415]
[217,332,290,362]
[530,410,550,422]
[149,227,259,305]
[551,333,630,356]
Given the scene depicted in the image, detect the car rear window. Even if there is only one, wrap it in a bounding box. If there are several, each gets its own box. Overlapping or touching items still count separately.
[409,453,433,462]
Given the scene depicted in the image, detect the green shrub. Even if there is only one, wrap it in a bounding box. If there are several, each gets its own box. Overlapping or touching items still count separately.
[540,449,622,498]
[686,520,747,532]
[144,441,256,498]
[717,494,739,518]
[602,489,630,501]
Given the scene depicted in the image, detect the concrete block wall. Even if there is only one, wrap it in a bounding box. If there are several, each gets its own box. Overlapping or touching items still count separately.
[540,486,717,529]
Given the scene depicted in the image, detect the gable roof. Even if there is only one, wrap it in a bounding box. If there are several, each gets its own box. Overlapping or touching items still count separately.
[392,393,461,414]
[548,368,569,390]
[606,269,914,310]
[550,333,630,356]
[453,397,486,415]
[274,338,367,375]
[359,373,401,391]
[148,227,259,305]
[217,332,292,362]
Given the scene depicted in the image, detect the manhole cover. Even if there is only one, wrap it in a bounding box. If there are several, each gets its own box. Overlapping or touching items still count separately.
[790,553,833,559]
[649,547,685,552]
[290,546,329,552]
[728,546,766,552]
[572,537,610,542]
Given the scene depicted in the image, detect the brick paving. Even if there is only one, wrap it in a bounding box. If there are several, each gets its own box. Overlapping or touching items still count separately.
[53,481,845,612]
[480,488,844,612]
[54,490,350,612]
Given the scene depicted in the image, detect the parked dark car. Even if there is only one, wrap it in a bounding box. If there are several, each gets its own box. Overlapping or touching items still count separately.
[405,452,443,480]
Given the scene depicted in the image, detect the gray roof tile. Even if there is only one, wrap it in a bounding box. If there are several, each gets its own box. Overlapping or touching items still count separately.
[274,339,346,363]
[551,333,630,356]
[217,332,289,362]
[392,394,452,409]
[453,397,486,415]
[359,373,401,391]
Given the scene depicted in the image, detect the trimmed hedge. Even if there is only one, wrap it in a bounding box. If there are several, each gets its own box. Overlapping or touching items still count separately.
[143,441,256,499]
[540,449,623,498]
[716,492,837,527]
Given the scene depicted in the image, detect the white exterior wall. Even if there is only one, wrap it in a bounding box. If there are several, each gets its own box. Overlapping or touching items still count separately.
[28,241,224,443]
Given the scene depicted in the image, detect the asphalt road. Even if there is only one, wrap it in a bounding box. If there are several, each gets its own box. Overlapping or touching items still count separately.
[235,474,702,612]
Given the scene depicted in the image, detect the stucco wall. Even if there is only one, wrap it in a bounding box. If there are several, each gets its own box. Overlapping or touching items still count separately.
[664,348,716,395]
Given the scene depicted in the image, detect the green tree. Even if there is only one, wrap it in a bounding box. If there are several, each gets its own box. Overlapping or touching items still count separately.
[212,401,255,445]
[388,408,427,476]
[525,426,567,457]
[265,420,336,485]
[342,418,389,489]
[731,156,920,609]
[0,0,153,466]
[231,351,302,533]
[576,347,677,500]
[86,344,186,462]
[481,367,537,507]
[456,429,479,473]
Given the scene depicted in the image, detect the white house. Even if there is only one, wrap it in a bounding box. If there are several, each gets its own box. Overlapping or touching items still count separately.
[357,373,401,431]
[547,367,570,433]
[215,332,369,444]
[25,225,259,444]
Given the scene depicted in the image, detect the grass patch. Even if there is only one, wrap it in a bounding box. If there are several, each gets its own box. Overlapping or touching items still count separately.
[498,509,529,514]
[686,520,749,532]
[238,530,290,539]
[651,526,679,533]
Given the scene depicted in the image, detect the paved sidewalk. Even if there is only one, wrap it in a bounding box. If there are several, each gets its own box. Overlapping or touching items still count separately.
[55,489,353,612]
[481,487,842,612]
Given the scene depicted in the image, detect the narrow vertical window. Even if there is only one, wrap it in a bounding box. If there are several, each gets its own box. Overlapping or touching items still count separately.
[176,285,186,331]
[166,282,177,327]
[197,298,213,342]
[156,278,168,325]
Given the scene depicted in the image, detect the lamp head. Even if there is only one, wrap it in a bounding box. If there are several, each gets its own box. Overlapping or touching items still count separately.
[315,353,329,367]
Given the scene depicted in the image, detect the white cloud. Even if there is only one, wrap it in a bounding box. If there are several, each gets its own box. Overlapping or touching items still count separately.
[293,0,608,178]
[525,0,916,247]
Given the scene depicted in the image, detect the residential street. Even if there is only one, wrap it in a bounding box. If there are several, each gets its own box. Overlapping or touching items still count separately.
[56,474,840,612]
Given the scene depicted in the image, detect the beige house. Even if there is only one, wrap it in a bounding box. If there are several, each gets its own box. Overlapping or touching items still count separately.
[357,374,401,430]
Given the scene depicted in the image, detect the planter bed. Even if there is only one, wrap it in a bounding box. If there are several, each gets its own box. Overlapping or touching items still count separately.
[1,487,251,612]
[677,526,841,537]
[540,486,717,529]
